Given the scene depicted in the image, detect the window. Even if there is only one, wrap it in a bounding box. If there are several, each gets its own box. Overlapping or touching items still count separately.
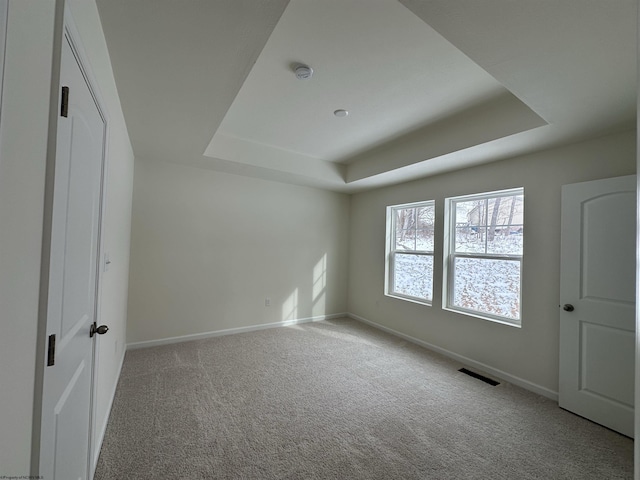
[444,188,524,326]
[385,200,435,304]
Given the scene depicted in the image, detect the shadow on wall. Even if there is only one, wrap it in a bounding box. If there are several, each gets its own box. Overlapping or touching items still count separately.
[281,253,328,322]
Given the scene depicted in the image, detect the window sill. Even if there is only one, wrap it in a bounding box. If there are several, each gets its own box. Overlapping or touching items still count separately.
[385,292,432,307]
[443,306,521,328]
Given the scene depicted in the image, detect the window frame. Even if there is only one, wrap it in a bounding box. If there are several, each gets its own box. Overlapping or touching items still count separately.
[443,188,524,327]
[385,200,436,306]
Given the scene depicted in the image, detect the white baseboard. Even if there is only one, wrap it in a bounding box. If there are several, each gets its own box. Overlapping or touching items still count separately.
[126,313,348,350]
[348,312,559,402]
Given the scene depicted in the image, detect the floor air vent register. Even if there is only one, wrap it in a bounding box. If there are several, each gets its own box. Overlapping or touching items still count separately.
[458,368,500,386]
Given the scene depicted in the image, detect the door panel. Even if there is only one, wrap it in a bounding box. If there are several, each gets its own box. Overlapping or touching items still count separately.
[62,109,100,337]
[559,175,636,438]
[580,322,634,407]
[40,27,105,480]
[54,361,91,480]
[581,192,636,303]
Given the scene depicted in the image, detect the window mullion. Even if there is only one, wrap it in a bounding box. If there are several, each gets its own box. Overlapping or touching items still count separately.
[483,198,488,254]
[452,253,522,261]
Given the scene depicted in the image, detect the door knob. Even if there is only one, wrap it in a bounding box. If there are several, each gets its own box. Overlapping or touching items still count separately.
[562,304,574,312]
[90,322,109,337]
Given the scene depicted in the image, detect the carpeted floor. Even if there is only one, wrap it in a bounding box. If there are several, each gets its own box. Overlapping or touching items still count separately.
[94,318,633,479]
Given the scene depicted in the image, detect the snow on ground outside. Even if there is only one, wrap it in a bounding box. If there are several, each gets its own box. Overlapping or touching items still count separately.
[453,257,520,319]
[393,234,522,319]
[394,254,433,300]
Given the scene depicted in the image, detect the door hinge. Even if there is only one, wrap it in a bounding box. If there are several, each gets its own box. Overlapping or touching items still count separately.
[47,334,56,367]
[61,86,69,118]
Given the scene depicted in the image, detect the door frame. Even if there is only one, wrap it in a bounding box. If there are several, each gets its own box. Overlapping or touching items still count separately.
[33,5,110,478]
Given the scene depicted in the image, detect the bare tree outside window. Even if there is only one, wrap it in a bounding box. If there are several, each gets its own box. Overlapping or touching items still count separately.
[386,201,435,303]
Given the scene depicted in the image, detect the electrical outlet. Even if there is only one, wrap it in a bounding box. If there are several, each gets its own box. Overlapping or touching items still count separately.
[265,297,271,307]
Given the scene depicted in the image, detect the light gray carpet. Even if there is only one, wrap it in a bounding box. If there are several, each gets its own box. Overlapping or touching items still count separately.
[94,318,633,479]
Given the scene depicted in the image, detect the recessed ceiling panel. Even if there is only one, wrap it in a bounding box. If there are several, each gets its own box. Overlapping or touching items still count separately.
[100,0,634,192]
[205,0,511,164]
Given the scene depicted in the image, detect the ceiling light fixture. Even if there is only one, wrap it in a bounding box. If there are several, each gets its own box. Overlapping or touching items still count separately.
[334,109,349,117]
[294,64,313,80]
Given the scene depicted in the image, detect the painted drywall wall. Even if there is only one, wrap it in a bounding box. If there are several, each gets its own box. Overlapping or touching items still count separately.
[65,0,135,469]
[127,159,349,344]
[348,129,636,395]
[0,2,56,474]
[0,1,133,475]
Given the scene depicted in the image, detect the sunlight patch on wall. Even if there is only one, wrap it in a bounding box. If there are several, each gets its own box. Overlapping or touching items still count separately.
[312,254,327,317]
[282,288,299,322]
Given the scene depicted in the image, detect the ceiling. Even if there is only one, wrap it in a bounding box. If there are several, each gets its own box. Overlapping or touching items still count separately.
[96,0,637,193]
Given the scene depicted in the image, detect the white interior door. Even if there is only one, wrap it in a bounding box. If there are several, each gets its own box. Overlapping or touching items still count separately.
[39,27,106,479]
[559,174,636,437]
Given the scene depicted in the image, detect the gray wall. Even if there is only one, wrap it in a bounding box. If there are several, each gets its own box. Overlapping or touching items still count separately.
[348,130,636,396]
[127,159,350,345]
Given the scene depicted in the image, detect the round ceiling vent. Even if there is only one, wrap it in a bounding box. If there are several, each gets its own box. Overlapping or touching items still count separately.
[294,64,313,80]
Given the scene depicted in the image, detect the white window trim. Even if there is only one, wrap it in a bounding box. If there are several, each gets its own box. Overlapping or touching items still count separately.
[442,188,524,327]
[385,200,435,306]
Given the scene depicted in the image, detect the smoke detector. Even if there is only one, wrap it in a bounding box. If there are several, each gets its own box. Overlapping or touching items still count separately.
[294,64,313,80]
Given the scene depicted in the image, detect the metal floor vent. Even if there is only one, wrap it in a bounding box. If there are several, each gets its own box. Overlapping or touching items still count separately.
[458,368,500,386]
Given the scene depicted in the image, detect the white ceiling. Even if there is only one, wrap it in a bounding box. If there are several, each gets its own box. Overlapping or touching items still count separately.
[97,0,636,193]
[207,0,519,162]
